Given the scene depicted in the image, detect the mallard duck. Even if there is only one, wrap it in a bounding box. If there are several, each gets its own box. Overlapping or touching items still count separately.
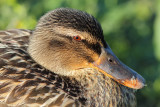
[0,8,145,107]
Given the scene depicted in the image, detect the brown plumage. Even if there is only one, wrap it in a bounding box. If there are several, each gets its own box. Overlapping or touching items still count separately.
[0,8,145,107]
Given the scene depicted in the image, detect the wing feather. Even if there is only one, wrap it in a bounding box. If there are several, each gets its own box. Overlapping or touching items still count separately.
[0,29,81,107]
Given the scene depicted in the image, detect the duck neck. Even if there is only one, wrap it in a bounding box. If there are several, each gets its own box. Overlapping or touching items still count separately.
[73,69,136,107]
[34,65,136,106]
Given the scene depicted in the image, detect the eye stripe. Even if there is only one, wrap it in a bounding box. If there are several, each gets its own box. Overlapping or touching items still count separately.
[49,40,66,47]
[82,40,101,55]
[54,33,101,55]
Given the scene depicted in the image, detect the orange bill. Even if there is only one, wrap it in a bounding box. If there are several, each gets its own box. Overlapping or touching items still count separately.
[92,47,145,89]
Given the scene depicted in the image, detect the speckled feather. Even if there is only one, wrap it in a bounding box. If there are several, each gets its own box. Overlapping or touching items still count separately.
[0,29,86,107]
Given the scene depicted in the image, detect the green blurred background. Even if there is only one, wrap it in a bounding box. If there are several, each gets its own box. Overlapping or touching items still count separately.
[0,0,159,107]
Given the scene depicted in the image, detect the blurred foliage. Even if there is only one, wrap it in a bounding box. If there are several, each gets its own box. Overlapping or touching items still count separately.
[0,0,159,107]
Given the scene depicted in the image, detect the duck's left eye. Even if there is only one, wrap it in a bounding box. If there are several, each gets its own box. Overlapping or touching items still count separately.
[73,36,81,41]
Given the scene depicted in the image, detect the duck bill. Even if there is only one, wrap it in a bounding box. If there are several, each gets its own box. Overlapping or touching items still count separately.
[92,47,145,89]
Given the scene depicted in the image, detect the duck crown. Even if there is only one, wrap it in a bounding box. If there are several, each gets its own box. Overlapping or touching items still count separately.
[38,8,104,41]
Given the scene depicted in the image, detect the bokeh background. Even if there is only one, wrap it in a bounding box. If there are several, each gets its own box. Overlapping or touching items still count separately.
[0,0,159,107]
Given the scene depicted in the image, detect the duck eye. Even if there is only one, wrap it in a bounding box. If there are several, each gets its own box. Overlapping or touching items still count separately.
[73,36,81,41]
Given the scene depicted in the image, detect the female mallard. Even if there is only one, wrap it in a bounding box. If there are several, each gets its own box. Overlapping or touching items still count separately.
[0,8,145,107]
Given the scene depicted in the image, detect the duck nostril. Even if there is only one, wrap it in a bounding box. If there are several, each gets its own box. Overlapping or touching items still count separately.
[108,58,113,63]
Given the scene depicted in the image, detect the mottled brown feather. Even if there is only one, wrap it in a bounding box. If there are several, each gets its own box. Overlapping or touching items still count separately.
[0,29,85,107]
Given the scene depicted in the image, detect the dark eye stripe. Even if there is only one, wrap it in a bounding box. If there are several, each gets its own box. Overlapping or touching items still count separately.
[49,39,66,47]
[82,40,101,55]
[54,33,102,55]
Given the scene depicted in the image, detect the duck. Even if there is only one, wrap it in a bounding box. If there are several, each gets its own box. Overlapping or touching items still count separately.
[0,8,145,107]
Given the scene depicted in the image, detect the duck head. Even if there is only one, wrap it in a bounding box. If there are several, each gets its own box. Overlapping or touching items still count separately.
[28,8,145,89]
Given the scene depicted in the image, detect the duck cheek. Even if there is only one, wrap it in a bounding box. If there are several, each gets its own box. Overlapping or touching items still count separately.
[72,60,89,70]
[64,57,89,71]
